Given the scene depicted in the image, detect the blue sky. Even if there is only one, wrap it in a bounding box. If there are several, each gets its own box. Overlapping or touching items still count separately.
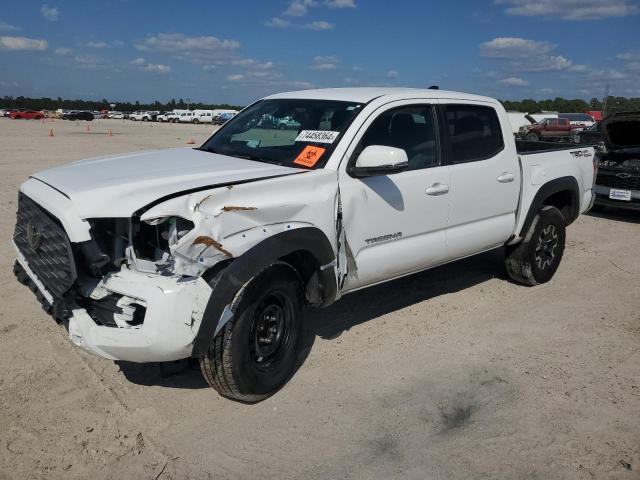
[0,0,639,105]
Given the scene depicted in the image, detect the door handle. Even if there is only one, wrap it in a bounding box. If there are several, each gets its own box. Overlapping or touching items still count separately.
[497,172,515,183]
[425,183,450,196]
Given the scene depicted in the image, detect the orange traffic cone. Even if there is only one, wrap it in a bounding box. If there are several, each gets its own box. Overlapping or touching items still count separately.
[186,138,195,145]
[107,129,113,137]
[48,129,54,137]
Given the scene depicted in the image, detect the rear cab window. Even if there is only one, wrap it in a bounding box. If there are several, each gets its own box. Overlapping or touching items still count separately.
[444,104,504,163]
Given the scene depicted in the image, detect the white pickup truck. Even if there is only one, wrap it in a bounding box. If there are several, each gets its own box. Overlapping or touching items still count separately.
[12,88,596,402]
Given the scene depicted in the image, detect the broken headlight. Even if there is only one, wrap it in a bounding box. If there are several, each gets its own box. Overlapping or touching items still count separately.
[134,216,195,262]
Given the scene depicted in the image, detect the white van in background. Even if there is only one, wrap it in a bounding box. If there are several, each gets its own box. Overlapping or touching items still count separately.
[192,110,214,124]
[178,111,194,123]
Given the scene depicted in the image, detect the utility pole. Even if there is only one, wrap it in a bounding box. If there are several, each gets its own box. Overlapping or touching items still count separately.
[602,84,610,117]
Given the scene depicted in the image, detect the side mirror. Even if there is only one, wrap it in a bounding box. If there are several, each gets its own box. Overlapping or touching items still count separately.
[350,145,408,178]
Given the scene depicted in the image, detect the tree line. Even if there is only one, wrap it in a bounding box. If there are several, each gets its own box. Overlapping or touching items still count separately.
[2,94,640,115]
[0,96,243,112]
[501,96,640,115]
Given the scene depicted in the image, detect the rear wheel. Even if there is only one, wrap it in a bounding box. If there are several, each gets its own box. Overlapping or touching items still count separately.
[199,264,303,402]
[505,206,566,286]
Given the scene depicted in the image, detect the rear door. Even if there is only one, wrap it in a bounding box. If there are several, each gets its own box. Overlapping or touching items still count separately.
[338,101,450,290]
[440,102,521,260]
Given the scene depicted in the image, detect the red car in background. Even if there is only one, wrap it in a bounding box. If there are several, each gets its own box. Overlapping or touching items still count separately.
[10,110,45,120]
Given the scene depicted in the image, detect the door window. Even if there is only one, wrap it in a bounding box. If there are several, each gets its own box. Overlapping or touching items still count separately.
[444,105,504,163]
[354,105,439,171]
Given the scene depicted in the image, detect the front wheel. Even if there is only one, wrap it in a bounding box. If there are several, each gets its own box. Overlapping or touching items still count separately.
[193,119,199,124]
[505,206,566,286]
[199,264,303,402]
[526,132,540,141]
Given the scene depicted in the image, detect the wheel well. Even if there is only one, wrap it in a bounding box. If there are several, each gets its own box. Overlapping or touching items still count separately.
[542,189,575,224]
[279,250,324,306]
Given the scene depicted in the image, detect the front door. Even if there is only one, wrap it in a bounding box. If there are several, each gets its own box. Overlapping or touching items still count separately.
[338,102,450,291]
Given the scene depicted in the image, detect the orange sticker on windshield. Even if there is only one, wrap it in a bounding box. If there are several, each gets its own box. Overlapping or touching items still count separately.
[293,145,325,168]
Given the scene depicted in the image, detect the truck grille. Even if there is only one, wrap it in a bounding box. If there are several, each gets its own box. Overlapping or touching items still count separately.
[13,193,77,298]
[596,170,640,190]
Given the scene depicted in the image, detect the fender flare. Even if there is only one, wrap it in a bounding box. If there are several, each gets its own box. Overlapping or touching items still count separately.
[519,176,580,237]
[191,226,336,357]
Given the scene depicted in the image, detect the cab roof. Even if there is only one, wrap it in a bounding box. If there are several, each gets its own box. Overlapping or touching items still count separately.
[265,87,497,104]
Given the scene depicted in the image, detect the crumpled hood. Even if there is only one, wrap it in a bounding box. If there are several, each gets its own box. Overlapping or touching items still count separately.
[31,147,302,218]
[600,112,640,150]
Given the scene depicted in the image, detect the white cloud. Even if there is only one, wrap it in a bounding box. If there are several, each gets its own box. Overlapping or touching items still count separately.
[617,51,640,61]
[386,69,399,79]
[0,36,48,51]
[481,36,583,74]
[284,0,316,16]
[136,33,240,63]
[500,76,529,86]
[325,0,356,7]
[496,0,639,20]
[0,19,20,32]
[85,41,109,49]
[227,74,245,81]
[129,57,170,74]
[310,55,339,70]
[265,17,291,28]
[231,58,275,70]
[54,47,72,56]
[267,17,333,30]
[303,20,334,30]
[70,54,107,70]
[480,37,555,58]
[517,54,574,72]
[584,68,628,81]
[40,4,60,21]
[144,63,171,74]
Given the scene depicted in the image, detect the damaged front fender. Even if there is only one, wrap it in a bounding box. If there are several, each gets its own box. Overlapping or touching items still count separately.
[138,169,341,278]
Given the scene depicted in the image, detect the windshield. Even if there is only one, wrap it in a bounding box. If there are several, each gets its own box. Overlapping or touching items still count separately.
[200,99,364,169]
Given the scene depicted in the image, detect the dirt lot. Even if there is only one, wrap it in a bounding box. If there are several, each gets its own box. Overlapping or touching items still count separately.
[0,117,639,480]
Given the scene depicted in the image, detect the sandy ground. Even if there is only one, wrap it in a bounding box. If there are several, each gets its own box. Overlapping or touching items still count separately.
[0,117,639,480]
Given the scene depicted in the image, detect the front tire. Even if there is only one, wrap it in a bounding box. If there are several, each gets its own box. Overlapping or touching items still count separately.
[200,264,303,402]
[505,206,566,286]
[526,132,540,141]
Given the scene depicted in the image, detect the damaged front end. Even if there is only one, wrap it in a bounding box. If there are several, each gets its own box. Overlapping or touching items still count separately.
[14,169,342,362]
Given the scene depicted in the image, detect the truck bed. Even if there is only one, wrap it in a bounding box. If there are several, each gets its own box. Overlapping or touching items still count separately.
[516,140,586,154]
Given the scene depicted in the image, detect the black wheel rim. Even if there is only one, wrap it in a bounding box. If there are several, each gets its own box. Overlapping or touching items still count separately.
[534,224,558,271]
[249,291,294,370]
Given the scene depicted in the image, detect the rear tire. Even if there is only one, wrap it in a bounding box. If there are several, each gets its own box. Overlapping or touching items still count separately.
[505,206,566,286]
[200,264,304,402]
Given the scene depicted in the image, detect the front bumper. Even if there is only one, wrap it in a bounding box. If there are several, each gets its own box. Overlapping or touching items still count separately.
[14,245,212,363]
[593,184,640,211]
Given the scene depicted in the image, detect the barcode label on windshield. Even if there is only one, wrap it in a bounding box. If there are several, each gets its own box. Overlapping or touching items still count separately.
[295,130,340,144]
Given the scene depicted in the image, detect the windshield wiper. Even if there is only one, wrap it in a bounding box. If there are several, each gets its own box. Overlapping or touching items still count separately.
[194,146,218,154]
